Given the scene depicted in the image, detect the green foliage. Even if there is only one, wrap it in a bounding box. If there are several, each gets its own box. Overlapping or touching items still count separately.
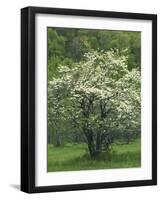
[47,28,141,81]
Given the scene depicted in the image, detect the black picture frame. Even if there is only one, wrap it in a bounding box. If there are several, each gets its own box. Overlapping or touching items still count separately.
[21,6,157,193]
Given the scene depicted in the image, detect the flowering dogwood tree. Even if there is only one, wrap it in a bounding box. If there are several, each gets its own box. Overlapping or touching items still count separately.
[48,50,141,159]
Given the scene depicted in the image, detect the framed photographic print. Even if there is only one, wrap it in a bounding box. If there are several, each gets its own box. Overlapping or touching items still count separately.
[21,6,157,193]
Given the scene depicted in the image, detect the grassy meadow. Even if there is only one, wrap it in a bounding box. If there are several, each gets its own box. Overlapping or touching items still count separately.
[47,139,141,172]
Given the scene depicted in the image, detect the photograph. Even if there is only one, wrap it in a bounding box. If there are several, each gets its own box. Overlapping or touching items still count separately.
[47,27,141,172]
[21,6,157,193]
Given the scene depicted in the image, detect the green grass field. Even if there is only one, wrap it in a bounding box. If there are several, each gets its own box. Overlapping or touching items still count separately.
[47,139,141,172]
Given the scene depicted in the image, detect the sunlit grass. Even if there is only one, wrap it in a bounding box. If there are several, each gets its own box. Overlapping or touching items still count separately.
[47,139,141,172]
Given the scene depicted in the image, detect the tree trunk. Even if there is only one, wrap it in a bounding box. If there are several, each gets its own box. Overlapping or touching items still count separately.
[85,130,101,159]
[54,130,61,147]
[87,140,95,158]
[95,132,101,157]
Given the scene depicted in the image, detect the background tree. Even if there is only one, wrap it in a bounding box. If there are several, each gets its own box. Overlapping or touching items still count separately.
[47,28,141,81]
